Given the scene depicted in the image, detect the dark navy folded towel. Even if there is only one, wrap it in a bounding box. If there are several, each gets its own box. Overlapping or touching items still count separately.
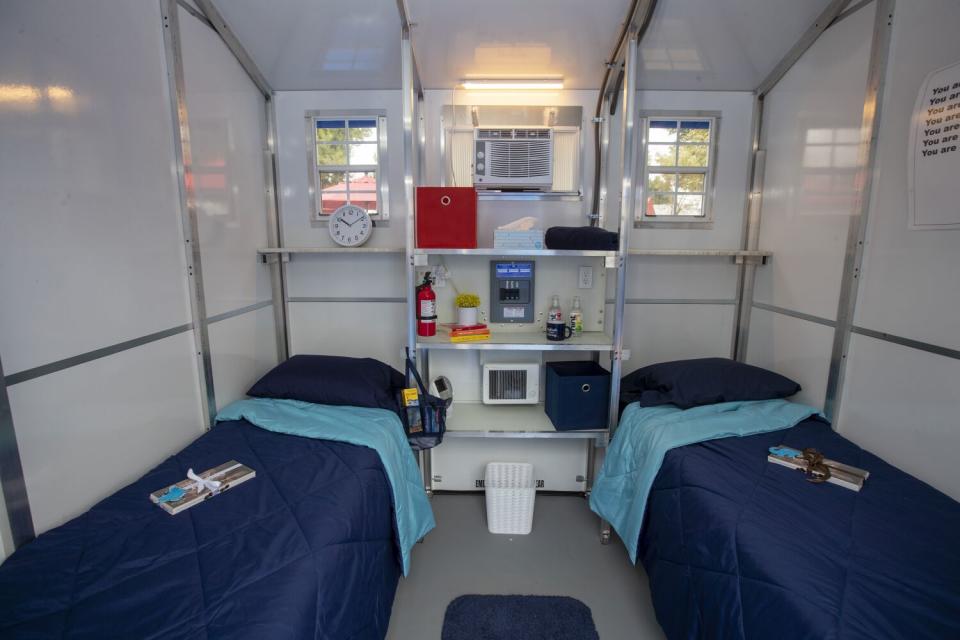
[544,226,618,250]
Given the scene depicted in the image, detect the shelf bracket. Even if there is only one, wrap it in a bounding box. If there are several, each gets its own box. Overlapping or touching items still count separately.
[733,254,768,266]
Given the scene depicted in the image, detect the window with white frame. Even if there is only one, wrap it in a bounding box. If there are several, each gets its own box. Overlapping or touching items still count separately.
[638,117,716,222]
[308,115,388,220]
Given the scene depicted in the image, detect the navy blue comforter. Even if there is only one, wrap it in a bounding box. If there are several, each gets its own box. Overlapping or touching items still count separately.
[640,417,960,639]
[0,420,401,639]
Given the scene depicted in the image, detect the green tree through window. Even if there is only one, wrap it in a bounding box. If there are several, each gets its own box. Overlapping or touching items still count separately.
[641,118,713,219]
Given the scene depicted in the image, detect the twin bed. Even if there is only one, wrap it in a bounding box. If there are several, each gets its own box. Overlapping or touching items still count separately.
[0,355,433,640]
[1,356,958,639]
[591,358,960,639]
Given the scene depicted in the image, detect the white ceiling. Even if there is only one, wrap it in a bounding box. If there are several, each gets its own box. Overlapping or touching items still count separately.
[213,0,403,91]
[212,0,838,92]
[407,0,632,90]
[637,0,836,90]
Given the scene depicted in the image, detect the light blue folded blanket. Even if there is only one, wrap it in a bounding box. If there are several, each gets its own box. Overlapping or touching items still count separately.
[216,398,435,575]
[589,399,821,563]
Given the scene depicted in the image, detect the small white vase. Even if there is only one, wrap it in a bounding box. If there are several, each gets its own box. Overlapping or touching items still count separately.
[458,306,479,326]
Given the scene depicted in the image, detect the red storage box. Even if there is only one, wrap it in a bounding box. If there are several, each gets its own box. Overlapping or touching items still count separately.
[416,187,478,249]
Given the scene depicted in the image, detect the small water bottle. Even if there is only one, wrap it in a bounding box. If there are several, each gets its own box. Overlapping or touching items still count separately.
[548,295,562,325]
[546,295,570,341]
[569,296,583,336]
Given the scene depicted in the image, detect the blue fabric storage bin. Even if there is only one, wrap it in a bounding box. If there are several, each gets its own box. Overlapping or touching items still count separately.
[545,361,610,430]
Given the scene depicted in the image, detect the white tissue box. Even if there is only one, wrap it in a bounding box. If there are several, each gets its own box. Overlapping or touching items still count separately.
[494,230,545,250]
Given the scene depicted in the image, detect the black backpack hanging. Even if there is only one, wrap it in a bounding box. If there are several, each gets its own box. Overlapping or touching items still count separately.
[400,349,448,451]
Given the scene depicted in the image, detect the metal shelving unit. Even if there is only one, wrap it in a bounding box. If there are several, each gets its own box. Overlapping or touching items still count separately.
[400,33,643,502]
[416,331,614,352]
[414,248,617,258]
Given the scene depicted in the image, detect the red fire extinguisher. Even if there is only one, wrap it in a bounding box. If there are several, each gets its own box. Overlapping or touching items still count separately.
[416,272,437,337]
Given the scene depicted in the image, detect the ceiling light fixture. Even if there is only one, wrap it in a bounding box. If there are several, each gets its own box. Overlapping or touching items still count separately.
[461,78,564,90]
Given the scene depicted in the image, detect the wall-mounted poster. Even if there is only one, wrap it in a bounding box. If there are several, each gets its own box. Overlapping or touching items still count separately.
[908,59,960,230]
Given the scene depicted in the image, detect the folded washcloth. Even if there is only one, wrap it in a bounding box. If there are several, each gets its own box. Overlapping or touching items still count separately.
[544,226,619,250]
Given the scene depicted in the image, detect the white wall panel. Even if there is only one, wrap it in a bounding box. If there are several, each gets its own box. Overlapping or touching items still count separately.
[752,5,875,320]
[8,333,204,533]
[275,90,405,249]
[631,91,754,250]
[852,0,960,350]
[624,257,740,300]
[179,8,274,317]
[619,304,735,375]
[745,308,833,410]
[208,307,278,409]
[0,0,192,374]
[289,302,407,371]
[838,334,960,501]
[285,254,406,299]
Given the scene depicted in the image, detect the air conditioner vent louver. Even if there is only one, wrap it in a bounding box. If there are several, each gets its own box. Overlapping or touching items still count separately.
[474,127,554,190]
[482,363,539,405]
[488,369,527,400]
[477,129,516,140]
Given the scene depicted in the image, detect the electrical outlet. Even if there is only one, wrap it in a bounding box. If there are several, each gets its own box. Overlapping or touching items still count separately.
[578,266,594,289]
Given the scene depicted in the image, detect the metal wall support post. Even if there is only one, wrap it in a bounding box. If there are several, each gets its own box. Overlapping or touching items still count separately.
[400,32,431,493]
[607,34,640,437]
[733,95,765,361]
[401,34,417,364]
[0,355,34,548]
[730,95,763,362]
[597,33,640,545]
[585,439,597,494]
[265,97,290,361]
[825,0,895,420]
[161,0,217,427]
[596,94,612,228]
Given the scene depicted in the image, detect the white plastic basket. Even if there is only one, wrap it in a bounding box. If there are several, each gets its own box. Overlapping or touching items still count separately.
[484,462,536,535]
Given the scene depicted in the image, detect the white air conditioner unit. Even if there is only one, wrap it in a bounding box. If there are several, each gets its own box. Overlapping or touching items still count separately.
[473,127,554,191]
[482,363,540,405]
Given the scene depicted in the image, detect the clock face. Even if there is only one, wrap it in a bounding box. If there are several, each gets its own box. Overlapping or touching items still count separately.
[328,204,372,247]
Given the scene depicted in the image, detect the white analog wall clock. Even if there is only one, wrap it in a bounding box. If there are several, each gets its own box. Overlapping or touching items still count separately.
[328,204,373,247]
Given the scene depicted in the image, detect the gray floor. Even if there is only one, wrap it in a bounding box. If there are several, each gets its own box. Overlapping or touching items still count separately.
[387,494,665,640]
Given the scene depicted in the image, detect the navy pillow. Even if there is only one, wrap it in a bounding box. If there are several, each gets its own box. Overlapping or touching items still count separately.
[248,355,405,412]
[620,357,800,410]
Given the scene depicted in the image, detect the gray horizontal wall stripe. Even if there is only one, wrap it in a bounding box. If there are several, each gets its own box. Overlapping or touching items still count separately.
[4,324,193,387]
[604,298,737,305]
[208,300,272,324]
[288,296,407,303]
[5,300,273,387]
[851,326,960,362]
[751,302,837,328]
